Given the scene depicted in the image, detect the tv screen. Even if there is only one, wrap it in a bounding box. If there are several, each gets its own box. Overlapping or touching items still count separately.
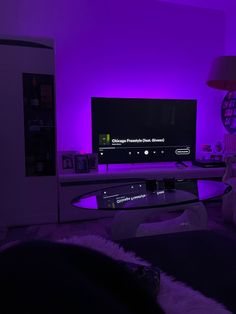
[92,97,196,164]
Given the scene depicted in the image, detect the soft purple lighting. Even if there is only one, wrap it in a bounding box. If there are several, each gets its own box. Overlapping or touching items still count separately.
[0,0,227,158]
[73,195,98,210]
[55,0,226,156]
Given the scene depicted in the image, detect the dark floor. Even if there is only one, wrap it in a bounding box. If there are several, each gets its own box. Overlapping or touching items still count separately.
[205,199,236,240]
[1,199,236,248]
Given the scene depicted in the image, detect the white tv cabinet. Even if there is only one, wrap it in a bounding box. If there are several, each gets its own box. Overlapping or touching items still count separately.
[58,162,227,223]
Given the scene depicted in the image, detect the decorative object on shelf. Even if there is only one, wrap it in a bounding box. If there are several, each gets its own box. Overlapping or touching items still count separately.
[200,142,223,162]
[207,56,236,133]
[58,151,76,174]
[221,91,236,133]
[211,141,223,161]
[224,134,236,157]
[215,141,223,153]
[58,152,98,174]
[74,154,89,173]
[87,153,98,170]
[200,144,212,160]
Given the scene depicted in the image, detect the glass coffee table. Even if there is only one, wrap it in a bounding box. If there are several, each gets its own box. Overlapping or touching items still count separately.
[72,179,231,240]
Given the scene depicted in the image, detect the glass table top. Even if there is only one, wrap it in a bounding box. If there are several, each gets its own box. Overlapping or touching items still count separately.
[71,179,231,210]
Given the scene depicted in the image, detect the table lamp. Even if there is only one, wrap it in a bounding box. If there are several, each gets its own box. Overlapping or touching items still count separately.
[207,56,236,134]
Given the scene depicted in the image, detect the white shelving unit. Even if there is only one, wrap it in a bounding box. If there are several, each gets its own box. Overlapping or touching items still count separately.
[0,37,58,228]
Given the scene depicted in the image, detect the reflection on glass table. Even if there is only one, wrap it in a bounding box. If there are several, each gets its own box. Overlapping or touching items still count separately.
[72,180,230,210]
[71,179,231,240]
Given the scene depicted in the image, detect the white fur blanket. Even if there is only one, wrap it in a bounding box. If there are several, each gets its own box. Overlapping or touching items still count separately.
[60,235,232,314]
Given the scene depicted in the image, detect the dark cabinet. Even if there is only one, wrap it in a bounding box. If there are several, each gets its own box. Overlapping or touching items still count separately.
[23,73,56,176]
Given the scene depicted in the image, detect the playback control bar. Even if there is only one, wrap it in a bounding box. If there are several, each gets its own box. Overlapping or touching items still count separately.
[98,146,191,163]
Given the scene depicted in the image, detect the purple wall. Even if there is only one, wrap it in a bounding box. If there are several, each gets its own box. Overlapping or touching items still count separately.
[0,0,226,158]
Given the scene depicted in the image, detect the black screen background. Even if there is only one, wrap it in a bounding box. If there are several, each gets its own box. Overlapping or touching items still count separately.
[92,98,196,164]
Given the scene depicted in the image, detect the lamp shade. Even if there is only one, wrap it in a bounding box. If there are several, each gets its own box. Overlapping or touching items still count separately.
[206,56,236,91]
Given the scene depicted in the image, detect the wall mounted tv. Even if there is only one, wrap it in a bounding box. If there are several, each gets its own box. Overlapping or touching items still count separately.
[92,97,197,165]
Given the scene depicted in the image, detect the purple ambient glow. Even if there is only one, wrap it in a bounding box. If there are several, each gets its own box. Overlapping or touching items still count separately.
[73,195,99,210]
[56,1,226,158]
[0,0,228,158]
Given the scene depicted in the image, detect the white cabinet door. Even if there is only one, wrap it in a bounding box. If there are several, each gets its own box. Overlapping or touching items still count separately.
[0,39,57,227]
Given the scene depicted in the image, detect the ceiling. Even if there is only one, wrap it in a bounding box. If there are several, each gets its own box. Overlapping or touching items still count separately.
[162,0,235,11]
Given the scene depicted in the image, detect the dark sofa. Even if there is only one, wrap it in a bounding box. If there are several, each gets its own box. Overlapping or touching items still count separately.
[0,240,164,314]
[120,230,236,313]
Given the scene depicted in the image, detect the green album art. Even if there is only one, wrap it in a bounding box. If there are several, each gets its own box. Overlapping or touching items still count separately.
[99,134,111,146]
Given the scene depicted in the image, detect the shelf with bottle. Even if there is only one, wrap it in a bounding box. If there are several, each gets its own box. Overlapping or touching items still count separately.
[26,151,56,176]
[27,119,55,133]
[200,142,224,162]
[23,73,56,177]
[23,74,54,109]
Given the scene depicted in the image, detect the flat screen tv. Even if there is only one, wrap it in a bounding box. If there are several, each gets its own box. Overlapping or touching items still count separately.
[92,97,196,165]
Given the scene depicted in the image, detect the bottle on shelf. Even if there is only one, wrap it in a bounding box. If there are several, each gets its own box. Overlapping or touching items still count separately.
[35,155,45,175]
[30,77,40,106]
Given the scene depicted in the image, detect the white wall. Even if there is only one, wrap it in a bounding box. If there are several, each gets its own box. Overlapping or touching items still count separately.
[163,0,236,54]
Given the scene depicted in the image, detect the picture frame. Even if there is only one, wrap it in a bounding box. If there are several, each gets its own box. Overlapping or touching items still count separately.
[58,151,76,174]
[74,154,89,173]
[87,153,98,170]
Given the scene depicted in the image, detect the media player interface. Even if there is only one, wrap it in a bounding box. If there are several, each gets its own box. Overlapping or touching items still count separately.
[92,98,196,164]
[99,134,191,160]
